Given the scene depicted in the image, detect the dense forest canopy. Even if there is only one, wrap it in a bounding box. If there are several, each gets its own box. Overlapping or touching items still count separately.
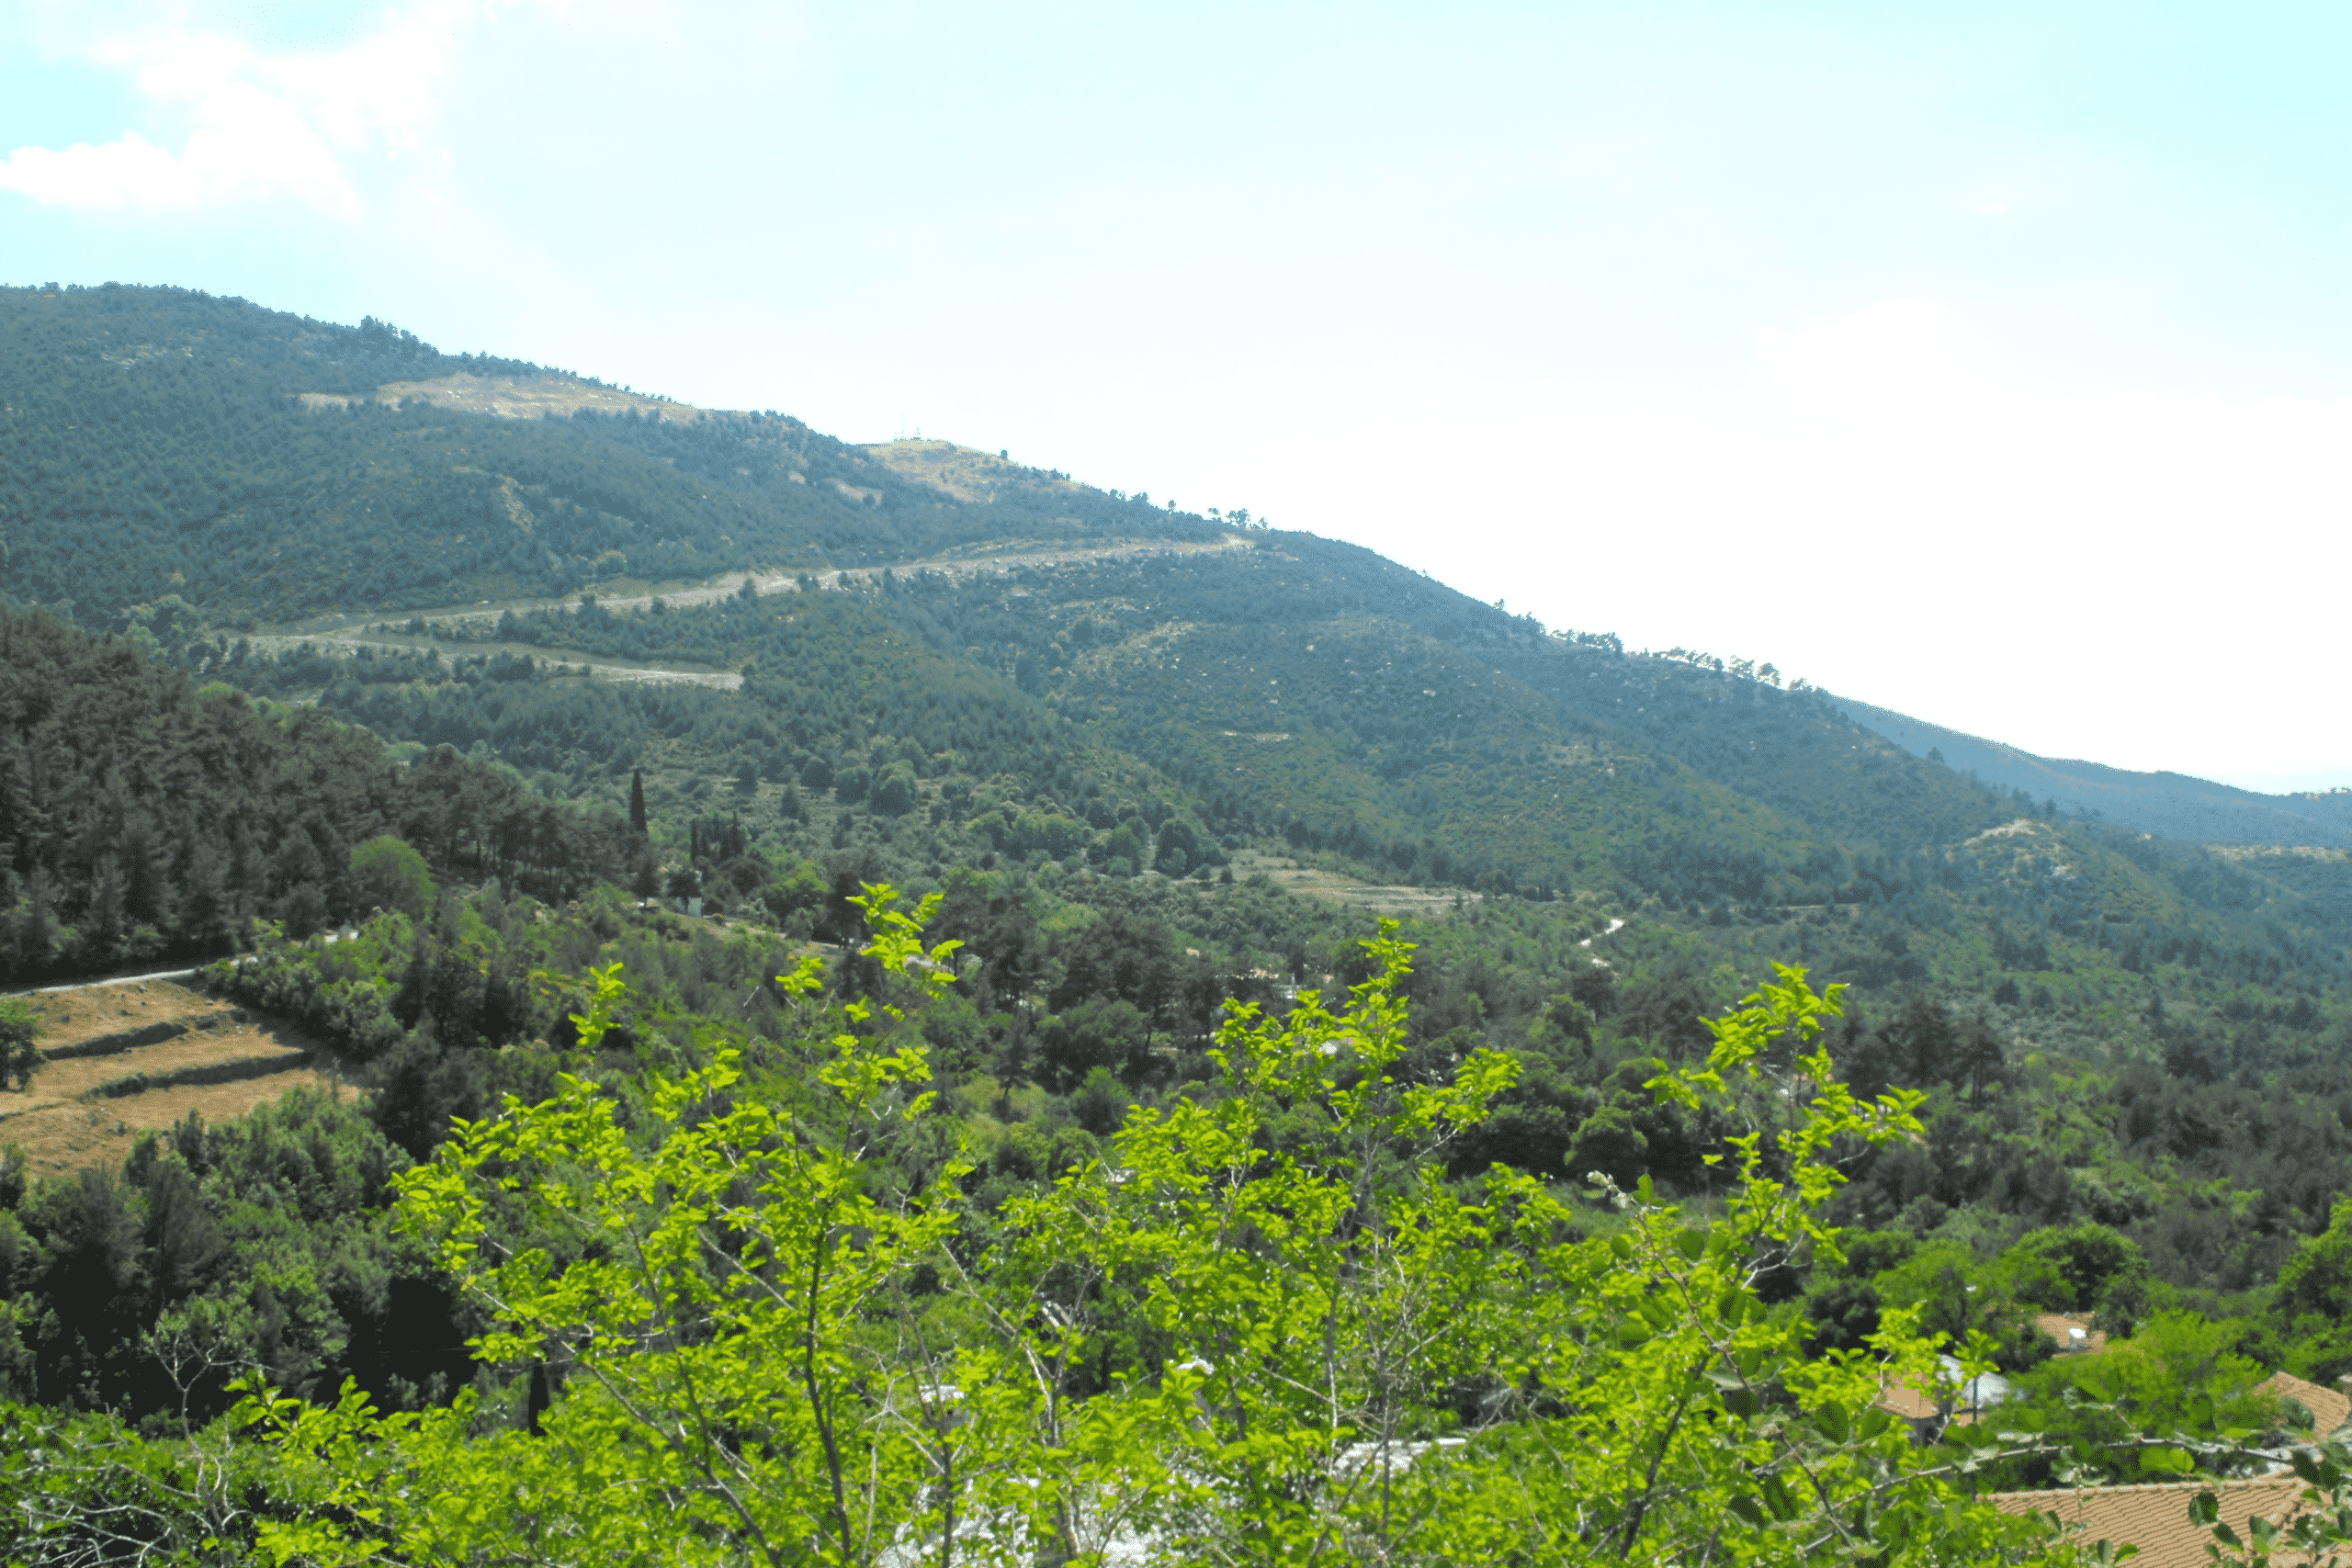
[0,605,627,976]
[4,285,2352,1562]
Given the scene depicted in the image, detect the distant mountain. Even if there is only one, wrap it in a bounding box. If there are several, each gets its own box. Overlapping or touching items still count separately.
[1833,694,2352,849]
[6,281,2350,1043]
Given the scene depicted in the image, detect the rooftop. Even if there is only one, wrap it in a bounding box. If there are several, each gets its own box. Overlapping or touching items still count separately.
[2262,1371,2352,1438]
[2034,1312,2109,1355]
[1992,1477,2311,1568]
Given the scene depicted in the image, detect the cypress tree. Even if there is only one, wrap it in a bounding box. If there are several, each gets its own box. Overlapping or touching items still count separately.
[629,770,648,835]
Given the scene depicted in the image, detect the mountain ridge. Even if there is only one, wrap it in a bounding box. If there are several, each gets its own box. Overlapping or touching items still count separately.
[8,283,2349,1028]
[7,277,2333,844]
[1835,693,2352,849]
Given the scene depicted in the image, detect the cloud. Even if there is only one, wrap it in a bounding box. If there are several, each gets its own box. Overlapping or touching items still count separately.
[0,83,354,209]
[0,1,469,211]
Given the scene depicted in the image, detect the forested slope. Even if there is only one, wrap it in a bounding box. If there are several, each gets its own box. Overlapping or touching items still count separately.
[8,285,2352,1562]
[0,285,1206,623]
[1838,693,2352,848]
[0,605,628,979]
[7,283,2345,1097]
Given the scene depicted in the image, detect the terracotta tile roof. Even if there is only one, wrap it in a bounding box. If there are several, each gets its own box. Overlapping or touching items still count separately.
[2034,1312,2109,1354]
[2263,1371,2352,1438]
[1872,1366,2000,1427]
[1991,1477,2311,1568]
[1873,1377,1941,1423]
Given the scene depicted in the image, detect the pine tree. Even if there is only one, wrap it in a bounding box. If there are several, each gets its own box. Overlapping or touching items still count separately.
[629,770,648,836]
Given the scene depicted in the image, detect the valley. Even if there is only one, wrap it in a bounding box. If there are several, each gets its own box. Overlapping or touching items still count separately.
[6,283,2352,1564]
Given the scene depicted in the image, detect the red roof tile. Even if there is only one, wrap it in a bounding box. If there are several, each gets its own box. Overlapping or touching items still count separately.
[1873,1376,1941,1423]
[2263,1371,2352,1438]
[1992,1477,2312,1568]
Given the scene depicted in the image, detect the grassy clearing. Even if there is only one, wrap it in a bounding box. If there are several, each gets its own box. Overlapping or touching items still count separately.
[1226,847,1469,917]
[0,981,334,1179]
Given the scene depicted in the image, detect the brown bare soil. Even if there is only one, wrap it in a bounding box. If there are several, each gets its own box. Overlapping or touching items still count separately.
[1,980,341,1179]
[302,372,698,423]
[861,438,1082,502]
[1,1070,343,1179]
[19,979,234,1051]
[20,1032,309,1103]
[1226,849,1467,917]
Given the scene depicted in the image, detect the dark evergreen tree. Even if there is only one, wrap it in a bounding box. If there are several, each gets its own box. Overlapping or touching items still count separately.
[629,770,648,835]
[0,605,626,981]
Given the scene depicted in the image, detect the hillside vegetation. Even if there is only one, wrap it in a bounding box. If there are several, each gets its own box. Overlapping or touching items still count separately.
[4,286,2352,1562]
[0,285,1204,624]
[0,604,628,978]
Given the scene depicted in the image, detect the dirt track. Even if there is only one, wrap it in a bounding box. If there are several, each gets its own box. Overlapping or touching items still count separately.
[251,534,1252,690]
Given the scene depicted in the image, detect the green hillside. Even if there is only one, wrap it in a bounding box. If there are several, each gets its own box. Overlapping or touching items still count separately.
[6,285,2345,1059]
[0,604,626,977]
[0,284,1207,623]
[9,287,2352,1559]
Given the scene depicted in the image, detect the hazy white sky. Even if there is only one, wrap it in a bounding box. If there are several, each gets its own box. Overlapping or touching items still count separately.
[5,1,2349,791]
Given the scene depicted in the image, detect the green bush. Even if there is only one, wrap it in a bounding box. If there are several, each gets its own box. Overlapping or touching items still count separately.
[349,835,435,923]
[0,998,40,1090]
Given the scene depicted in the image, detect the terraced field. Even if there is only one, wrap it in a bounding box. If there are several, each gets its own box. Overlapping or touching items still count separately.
[1225,848,1467,916]
[0,979,336,1178]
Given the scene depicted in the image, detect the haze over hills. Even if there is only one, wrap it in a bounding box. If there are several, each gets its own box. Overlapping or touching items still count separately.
[1835,694,2352,849]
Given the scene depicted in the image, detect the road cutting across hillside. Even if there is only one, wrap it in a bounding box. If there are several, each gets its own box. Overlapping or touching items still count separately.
[242,633,746,689]
[252,534,1256,689]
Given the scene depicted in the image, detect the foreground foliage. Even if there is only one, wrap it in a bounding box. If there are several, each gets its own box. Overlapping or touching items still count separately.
[220,893,2084,1566]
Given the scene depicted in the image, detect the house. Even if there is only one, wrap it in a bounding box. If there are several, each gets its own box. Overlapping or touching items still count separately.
[1984,1372,2352,1564]
[1872,1355,2011,1443]
[2033,1312,2108,1356]
[1990,1477,2308,1568]
[1871,1375,1948,1444]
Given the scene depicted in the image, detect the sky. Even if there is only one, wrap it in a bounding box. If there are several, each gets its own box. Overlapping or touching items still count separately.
[3,0,2349,792]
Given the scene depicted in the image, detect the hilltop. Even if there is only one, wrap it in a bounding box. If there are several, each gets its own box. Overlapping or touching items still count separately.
[0,284,1207,625]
